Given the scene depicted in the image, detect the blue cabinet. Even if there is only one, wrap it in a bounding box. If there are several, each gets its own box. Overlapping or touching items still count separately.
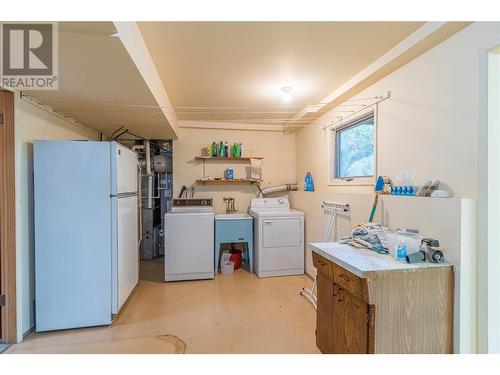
[215,216,253,273]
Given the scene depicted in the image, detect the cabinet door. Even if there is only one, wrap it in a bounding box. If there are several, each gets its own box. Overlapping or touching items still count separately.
[316,272,334,353]
[333,286,369,354]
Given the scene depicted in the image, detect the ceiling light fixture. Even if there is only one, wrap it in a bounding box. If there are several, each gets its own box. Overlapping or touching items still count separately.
[281,86,293,103]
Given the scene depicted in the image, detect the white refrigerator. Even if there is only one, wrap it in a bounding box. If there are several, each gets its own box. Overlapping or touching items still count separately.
[34,141,139,332]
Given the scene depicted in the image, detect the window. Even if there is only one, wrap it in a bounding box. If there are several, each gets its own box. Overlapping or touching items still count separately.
[331,112,375,183]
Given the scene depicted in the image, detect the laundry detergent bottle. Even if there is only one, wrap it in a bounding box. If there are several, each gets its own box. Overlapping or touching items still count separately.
[304,172,314,192]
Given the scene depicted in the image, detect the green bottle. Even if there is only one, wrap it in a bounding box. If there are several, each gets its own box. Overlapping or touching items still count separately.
[211,142,217,157]
[219,141,224,157]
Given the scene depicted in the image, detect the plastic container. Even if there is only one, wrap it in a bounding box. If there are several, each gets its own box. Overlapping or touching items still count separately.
[387,232,421,259]
[221,261,235,275]
[225,168,234,180]
[304,172,314,192]
[250,158,262,180]
[229,250,242,270]
[396,239,407,260]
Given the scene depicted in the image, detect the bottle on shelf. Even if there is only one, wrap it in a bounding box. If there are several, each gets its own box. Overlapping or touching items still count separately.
[219,141,224,157]
[304,172,314,192]
[232,143,239,158]
[239,142,242,157]
[224,141,229,157]
[211,142,218,157]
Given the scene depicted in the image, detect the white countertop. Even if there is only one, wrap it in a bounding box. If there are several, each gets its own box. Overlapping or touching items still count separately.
[310,242,451,278]
[215,213,252,220]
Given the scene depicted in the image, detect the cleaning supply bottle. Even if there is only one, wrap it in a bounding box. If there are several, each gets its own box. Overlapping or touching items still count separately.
[232,143,239,158]
[211,142,218,157]
[304,172,314,192]
[238,142,242,157]
[219,141,224,157]
[224,141,229,157]
[396,239,407,260]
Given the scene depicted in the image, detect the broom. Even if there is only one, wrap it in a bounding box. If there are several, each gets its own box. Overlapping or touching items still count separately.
[368,176,388,222]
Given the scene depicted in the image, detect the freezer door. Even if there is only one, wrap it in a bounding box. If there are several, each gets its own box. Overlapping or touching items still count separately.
[111,142,138,194]
[111,195,139,314]
[34,141,112,331]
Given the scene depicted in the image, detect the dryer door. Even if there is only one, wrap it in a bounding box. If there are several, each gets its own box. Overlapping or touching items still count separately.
[258,216,304,275]
[262,218,302,248]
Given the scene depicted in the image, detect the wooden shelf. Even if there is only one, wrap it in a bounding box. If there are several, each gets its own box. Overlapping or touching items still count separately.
[195,156,263,161]
[196,179,261,185]
[195,155,264,186]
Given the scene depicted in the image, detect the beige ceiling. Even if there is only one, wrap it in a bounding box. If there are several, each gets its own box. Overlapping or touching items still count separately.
[23,21,434,136]
[25,22,176,139]
[138,22,424,124]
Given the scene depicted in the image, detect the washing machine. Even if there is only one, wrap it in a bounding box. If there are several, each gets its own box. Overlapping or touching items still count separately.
[165,198,214,281]
[249,197,304,277]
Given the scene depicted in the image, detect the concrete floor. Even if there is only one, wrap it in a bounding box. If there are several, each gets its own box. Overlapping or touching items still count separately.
[6,259,319,354]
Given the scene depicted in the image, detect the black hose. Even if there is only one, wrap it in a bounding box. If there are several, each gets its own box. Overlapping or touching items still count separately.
[113,129,129,140]
[110,126,124,139]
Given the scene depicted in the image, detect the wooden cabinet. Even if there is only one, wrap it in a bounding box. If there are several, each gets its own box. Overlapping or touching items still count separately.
[312,249,453,354]
[315,251,373,354]
[333,283,369,353]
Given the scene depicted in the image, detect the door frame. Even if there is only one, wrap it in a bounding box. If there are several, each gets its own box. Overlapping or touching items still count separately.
[0,89,17,344]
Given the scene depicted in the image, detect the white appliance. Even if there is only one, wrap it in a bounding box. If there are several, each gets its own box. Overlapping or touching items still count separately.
[34,141,139,332]
[165,198,215,281]
[249,197,304,277]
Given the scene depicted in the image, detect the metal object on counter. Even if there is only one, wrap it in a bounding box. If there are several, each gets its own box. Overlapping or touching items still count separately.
[419,238,444,263]
[406,250,426,263]
[223,197,236,214]
[430,249,444,263]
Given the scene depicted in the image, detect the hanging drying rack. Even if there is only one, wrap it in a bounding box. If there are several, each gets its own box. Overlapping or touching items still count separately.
[19,91,392,136]
[300,201,350,310]
[322,91,391,131]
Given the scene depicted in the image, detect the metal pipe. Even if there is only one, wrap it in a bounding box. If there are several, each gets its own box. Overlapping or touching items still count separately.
[258,183,298,198]
[137,161,143,247]
[131,145,145,153]
[145,140,153,209]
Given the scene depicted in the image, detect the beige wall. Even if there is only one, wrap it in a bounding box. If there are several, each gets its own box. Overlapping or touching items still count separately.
[295,22,500,198]
[173,127,296,214]
[14,96,98,341]
[291,22,500,353]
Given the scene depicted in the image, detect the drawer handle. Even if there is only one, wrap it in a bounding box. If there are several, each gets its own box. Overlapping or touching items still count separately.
[339,273,351,282]
[238,238,245,241]
[337,287,345,302]
[317,260,326,266]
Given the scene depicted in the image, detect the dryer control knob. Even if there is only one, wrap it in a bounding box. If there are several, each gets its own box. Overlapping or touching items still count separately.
[278,198,284,204]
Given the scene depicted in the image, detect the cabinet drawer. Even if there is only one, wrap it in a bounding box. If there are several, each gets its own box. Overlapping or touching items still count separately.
[333,263,367,301]
[312,252,333,279]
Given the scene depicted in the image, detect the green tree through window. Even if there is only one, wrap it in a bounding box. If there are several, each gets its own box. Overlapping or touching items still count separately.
[336,115,374,178]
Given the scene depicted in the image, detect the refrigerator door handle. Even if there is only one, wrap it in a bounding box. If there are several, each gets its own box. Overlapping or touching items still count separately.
[111,192,138,198]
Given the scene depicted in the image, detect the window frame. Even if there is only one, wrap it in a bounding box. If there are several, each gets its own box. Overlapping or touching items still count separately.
[328,108,377,186]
